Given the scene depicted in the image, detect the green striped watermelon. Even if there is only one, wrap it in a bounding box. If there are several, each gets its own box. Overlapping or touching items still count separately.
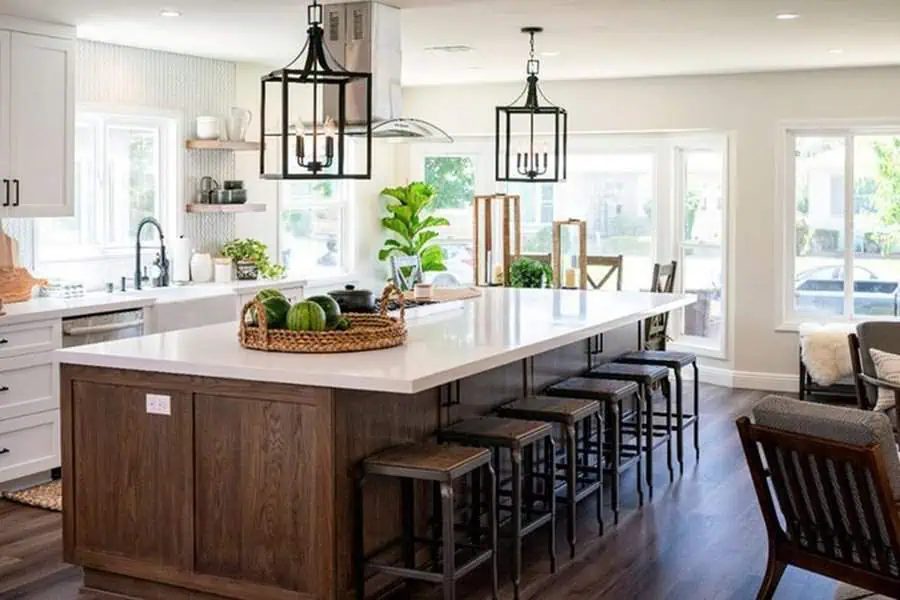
[305,295,341,328]
[255,288,287,302]
[286,301,327,332]
[246,288,289,327]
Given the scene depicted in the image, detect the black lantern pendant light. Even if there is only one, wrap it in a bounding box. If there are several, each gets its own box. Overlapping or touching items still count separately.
[259,0,372,180]
[495,27,567,183]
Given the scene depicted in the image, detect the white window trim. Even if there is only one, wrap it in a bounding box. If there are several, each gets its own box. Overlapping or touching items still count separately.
[775,119,900,330]
[33,104,183,268]
[276,180,355,283]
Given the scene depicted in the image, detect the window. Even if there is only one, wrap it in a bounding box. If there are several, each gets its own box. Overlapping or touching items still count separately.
[278,180,352,280]
[676,147,727,350]
[411,133,730,356]
[785,127,900,321]
[35,111,176,265]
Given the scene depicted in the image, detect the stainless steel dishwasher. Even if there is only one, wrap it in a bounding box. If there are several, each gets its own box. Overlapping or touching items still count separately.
[62,308,146,347]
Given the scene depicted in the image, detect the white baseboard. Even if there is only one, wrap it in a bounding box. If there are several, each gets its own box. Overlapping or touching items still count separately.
[680,365,796,393]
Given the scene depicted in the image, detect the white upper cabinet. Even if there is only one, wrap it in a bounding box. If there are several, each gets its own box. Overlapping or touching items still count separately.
[0,20,74,218]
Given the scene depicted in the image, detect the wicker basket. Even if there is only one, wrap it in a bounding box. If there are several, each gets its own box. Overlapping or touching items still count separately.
[0,268,48,303]
[239,285,407,354]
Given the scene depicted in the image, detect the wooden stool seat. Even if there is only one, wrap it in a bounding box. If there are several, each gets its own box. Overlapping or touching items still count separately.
[365,443,490,482]
[546,377,638,400]
[618,350,696,368]
[588,362,668,384]
[497,395,600,424]
[441,416,552,448]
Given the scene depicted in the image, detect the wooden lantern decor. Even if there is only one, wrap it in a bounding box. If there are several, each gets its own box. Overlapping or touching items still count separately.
[473,194,522,287]
[552,219,587,289]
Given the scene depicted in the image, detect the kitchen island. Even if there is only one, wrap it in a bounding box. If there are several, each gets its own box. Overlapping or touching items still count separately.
[55,288,694,600]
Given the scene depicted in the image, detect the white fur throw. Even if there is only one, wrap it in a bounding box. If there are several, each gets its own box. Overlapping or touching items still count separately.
[798,323,855,387]
[869,348,900,411]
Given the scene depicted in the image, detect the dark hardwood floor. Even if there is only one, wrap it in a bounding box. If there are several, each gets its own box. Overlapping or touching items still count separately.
[0,385,839,600]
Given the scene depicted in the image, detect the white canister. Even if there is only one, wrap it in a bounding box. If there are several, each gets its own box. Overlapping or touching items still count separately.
[190,251,213,283]
[195,116,221,140]
[214,257,232,283]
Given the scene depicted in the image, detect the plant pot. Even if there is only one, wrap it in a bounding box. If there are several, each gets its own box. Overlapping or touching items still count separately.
[235,260,259,280]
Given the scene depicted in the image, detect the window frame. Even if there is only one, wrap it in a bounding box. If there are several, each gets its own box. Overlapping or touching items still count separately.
[34,105,181,267]
[276,179,355,283]
[776,119,900,329]
[669,137,731,359]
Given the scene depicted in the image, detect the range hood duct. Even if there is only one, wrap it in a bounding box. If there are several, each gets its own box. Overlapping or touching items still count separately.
[322,1,452,142]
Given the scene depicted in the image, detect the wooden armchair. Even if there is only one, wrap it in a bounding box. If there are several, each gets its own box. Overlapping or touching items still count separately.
[849,322,900,413]
[738,396,900,599]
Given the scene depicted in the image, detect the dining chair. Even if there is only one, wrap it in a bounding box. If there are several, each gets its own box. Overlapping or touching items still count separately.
[738,395,900,600]
[586,255,623,291]
[849,322,900,414]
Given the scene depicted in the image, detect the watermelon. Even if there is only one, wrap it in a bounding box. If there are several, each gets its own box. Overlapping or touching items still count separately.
[256,296,291,329]
[246,288,289,326]
[306,295,341,328]
[255,288,287,302]
[286,301,327,332]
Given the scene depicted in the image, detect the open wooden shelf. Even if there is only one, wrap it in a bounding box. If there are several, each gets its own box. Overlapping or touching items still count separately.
[185,139,260,151]
[185,203,266,214]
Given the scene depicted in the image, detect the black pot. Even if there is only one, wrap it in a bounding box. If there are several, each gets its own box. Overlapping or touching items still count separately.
[328,284,376,313]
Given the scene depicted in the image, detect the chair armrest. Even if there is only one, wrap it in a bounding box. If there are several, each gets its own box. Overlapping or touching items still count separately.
[860,373,900,392]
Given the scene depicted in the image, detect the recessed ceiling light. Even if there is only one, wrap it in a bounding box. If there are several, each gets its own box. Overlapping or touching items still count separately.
[775,12,799,20]
[828,48,844,54]
[160,9,181,17]
[541,51,560,57]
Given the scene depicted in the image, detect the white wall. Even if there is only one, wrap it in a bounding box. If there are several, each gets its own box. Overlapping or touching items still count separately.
[234,62,399,283]
[401,66,900,381]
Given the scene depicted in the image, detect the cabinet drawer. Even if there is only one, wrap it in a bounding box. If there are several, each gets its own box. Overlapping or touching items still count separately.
[0,354,56,420]
[0,320,61,358]
[0,410,60,484]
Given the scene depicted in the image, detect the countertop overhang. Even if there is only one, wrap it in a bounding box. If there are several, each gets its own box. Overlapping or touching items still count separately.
[54,288,696,394]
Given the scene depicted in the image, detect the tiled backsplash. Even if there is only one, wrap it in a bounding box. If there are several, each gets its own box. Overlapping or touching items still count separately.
[10,40,239,282]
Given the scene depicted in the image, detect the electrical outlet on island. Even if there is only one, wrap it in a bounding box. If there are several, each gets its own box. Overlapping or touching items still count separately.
[146,393,171,416]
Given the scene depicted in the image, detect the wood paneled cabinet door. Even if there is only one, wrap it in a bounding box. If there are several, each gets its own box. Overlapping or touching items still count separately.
[3,30,74,218]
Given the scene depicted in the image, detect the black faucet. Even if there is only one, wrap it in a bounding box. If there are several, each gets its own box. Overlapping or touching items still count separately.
[135,217,169,290]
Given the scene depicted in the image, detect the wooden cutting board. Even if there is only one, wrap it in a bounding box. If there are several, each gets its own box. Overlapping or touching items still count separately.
[0,232,16,268]
[401,287,482,303]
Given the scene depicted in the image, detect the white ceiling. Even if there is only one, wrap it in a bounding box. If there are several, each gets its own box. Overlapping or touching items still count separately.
[5,0,900,85]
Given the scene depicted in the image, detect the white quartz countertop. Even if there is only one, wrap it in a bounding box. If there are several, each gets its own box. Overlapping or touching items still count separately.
[0,278,308,325]
[55,288,695,394]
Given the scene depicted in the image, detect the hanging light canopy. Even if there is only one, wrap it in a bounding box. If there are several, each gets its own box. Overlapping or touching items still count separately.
[259,0,372,180]
[495,27,567,183]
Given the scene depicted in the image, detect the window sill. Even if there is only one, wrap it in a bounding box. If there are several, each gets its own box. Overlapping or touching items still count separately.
[668,339,727,361]
[777,316,900,333]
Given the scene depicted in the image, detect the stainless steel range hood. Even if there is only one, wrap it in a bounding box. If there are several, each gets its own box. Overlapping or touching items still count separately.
[323,1,452,142]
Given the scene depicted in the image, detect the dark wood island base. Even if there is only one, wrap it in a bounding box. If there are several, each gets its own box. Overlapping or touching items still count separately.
[61,327,637,600]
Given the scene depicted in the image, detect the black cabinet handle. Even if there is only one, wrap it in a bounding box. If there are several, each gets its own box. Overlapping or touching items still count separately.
[0,339,9,345]
[12,179,19,207]
[0,386,10,393]
[0,448,9,456]
[2,179,8,207]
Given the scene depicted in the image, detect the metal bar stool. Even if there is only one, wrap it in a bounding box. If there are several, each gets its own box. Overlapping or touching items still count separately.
[496,396,603,559]
[439,417,556,600]
[585,362,671,500]
[617,350,699,474]
[544,377,640,524]
[356,443,499,600]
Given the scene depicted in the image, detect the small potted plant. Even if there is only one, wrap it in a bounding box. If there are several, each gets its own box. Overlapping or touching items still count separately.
[221,238,286,281]
[509,257,552,288]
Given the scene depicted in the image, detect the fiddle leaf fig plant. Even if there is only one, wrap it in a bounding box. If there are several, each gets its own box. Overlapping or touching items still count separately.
[378,182,449,272]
